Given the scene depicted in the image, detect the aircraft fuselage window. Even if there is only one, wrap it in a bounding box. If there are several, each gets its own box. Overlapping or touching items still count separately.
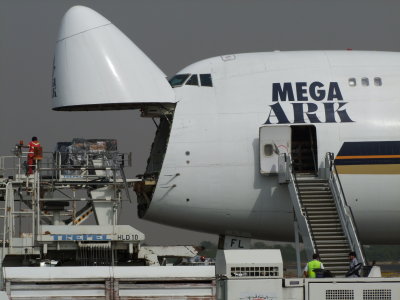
[200,74,213,87]
[374,77,382,86]
[361,77,369,86]
[348,78,356,87]
[169,74,190,87]
[264,144,273,156]
[186,74,199,86]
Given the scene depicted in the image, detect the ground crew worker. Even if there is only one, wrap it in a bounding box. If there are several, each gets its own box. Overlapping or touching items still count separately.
[26,137,41,175]
[346,251,361,277]
[304,253,324,278]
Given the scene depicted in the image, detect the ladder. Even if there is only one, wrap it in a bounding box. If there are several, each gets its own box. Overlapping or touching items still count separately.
[279,153,366,277]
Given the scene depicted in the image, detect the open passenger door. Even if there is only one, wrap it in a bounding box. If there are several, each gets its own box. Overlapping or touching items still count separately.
[259,125,291,175]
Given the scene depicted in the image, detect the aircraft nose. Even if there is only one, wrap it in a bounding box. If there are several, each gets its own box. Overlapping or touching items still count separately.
[57,6,111,41]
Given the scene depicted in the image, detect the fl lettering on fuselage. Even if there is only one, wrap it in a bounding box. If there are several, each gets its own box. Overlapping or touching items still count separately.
[53,6,400,244]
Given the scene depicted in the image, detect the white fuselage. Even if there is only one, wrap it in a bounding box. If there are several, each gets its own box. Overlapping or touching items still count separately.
[144,51,400,244]
[52,7,400,245]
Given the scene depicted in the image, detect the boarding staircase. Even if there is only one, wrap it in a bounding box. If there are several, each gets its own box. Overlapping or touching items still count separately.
[279,153,366,277]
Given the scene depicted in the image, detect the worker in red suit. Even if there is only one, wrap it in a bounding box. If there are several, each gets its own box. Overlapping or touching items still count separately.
[26,136,41,175]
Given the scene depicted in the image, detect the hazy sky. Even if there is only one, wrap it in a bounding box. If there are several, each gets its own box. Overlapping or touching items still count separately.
[1,0,400,245]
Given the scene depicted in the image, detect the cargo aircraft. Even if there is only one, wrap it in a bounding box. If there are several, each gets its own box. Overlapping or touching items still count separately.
[52,6,400,245]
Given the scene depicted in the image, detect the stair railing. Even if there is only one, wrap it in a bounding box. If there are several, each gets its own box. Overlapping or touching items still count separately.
[279,153,316,259]
[325,152,366,266]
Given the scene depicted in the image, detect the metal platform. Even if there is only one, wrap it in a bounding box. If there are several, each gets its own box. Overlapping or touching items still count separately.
[0,139,200,288]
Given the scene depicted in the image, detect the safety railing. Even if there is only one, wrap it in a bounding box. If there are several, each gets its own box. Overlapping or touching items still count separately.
[325,152,366,266]
[0,151,132,182]
[278,153,316,259]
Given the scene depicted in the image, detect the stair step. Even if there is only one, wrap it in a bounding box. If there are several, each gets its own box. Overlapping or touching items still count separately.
[310,226,342,230]
[299,188,331,193]
[319,261,349,266]
[296,183,330,191]
[313,236,346,241]
[317,249,350,254]
[303,205,336,209]
[302,200,334,203]
[301,197,334,201]
[308,218,340,222]
[310,222,342,226]
[304,212,338,216]
[298,187,330,191]
[299,187,332,195]
[303,204,336,208]
[302,198,334,202]
[302,206,336,210]
[296,181,327,183]
[309,222,341,227]
[299,191,330,195]
[307,217,340,222]
[320,259,349,264]
[297,184,329,189]
[319,253,349,258]
[301,197,334,202]
[315,240,349,245]
[318,249,351,254]
[313,232,345,237]
[312,232,344,237]
[323,263,349,268]
[320,258,349,263]
[311,225,342,229]
[311,226,342,231]
[316,240,349,244]
[302,199,335,204]
[303,211,337,215]
[298,187,330,190]
[297,181,329,185]
[300,195,333,200]
[304,209,338,213]
[295,178,327,183]
[305,212,338,217]
[312,227,344,232]
[296,179,328,182]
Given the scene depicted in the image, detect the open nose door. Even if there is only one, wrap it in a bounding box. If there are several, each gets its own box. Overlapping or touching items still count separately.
[52,6,176,111]
[259,125,291,175]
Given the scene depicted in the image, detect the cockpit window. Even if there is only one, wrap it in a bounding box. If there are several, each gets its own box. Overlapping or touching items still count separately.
[169,74,190,87]
[186,74,199,86]
[200,74,213,87]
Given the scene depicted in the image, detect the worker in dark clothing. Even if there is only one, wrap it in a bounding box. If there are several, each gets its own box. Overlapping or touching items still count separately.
[346,251,361,277]
[304,253,324,278]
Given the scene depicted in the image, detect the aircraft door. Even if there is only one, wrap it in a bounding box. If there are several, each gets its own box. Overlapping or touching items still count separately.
[259,125,291,174]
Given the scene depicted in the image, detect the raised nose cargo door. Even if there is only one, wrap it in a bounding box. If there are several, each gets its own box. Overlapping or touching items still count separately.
[259,125,291,174]
[52,6,175,111]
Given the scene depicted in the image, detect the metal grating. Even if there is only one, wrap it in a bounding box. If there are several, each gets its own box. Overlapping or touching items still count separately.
[363,289,391,300]
[230,266,279,277]
[326,289,354,300]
